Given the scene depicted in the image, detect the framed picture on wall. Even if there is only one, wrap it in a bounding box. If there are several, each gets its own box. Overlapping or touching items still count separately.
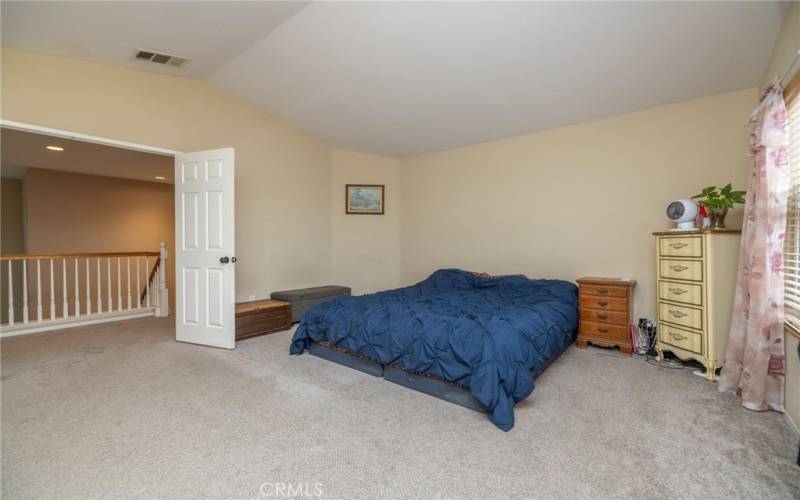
[346,184,385,214]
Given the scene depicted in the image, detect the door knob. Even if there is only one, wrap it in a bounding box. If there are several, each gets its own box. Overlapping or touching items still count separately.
[231,257,237,263]
[220,256,230,264]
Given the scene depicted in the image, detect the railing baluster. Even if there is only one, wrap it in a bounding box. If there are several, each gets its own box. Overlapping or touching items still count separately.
[145,256,150,308]
[22,260,28,323]
[155,261,161,313]
[74,258,80,317]
[7,261,14,325]
[85,258,91,315]
[2,249,167,330]
[49,259,55,320]
[107,258,112,312]
[97,259,102,314]
[136,257,141,309]
[36,259,43,321]
[117,257,122,312]
[126,257,132,310]
[62,258,68,318]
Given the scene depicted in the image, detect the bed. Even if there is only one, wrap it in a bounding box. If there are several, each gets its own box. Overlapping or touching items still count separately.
[289,269,578,431]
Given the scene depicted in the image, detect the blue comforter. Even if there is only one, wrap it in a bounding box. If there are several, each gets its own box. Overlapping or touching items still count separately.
[290,269,578,430]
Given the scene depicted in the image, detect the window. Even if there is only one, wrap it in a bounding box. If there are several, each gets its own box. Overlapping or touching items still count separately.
[785,73,800,331]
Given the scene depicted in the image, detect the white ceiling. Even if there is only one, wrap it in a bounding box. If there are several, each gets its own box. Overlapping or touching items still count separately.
[0,1,308,78]
[1,128,174,183]
[1,2,789,157]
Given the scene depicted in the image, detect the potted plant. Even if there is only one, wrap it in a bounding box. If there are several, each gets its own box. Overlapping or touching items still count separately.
[691,184,746,229]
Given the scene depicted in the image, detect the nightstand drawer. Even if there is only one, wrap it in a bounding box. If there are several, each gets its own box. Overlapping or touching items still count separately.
[659,302,703,330]
[659,259,703,282]
[580,308,628,325]
[579,296,628,312]
[659,324,702,354]
[659,236,702,258]
[580,321,629,341]
[658,280,703,306]
[580,283,629,298]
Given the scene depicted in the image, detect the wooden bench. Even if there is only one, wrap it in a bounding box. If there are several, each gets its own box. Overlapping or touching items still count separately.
[235,299,291,340]
[270,285,351,323]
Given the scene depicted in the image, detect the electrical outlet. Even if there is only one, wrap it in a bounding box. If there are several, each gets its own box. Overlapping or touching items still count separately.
[248,294,256,301]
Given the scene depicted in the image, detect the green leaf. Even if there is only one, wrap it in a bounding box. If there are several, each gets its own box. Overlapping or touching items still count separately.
[702,186,716,195]
[721,183,732,196]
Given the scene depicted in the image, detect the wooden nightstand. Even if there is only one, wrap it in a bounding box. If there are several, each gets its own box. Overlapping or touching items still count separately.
[576,277,635,356]
[235,299,291,340]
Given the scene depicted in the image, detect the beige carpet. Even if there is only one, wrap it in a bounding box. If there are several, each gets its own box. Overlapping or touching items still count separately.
[2,316,798,499]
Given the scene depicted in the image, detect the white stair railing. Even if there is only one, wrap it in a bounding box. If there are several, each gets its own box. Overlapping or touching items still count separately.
[0,243,168,337]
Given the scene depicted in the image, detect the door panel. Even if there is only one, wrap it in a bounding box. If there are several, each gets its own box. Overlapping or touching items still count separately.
[175,148,235,349]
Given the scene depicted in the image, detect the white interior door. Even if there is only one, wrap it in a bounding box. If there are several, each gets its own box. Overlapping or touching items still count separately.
[175,148,236,349]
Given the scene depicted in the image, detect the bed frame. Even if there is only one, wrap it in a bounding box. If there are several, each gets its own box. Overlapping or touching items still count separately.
[307,332,576,413]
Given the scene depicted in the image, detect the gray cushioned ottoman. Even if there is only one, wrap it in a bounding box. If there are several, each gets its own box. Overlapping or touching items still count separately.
[270,285,351,323]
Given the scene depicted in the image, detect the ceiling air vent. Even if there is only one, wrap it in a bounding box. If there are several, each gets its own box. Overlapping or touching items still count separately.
[135,49,189,68]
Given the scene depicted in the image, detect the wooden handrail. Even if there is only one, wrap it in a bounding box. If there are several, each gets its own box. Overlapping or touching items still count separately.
[1,252,159,261]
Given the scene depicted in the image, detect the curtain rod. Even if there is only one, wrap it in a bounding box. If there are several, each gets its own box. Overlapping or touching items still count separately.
[759,48,800,103]
[778,48,800,87]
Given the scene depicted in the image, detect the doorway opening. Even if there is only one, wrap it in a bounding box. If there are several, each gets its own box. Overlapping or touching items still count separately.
[1,121,238,349]
[1,125,176,335]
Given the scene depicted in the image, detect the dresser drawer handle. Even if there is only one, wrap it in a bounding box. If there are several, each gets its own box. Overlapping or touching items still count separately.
[669,242,689,249]
[597,300,608,307]
[668,309,687,318]
[670,332,687,341]
[669,287,688,295]
[598,327,608,333]
[596,313,609,320]
[669,265,689,272]
[597,288,609,295]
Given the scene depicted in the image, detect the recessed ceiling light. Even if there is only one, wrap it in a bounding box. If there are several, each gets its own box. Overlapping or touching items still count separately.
[45,145,64,151]
[154,176,167,180]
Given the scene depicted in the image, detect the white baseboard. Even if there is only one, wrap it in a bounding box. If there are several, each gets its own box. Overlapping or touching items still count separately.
[0,308,157,337]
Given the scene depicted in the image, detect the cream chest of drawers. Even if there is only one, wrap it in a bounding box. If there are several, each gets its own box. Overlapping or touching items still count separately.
[653,229,740,381]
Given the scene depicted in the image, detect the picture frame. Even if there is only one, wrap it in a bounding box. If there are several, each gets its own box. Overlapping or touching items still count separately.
[346,184,385,214]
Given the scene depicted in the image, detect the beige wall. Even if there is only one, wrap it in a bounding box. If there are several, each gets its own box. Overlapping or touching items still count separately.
[1,178,25,324]
[23,168,173,254]
[400,88,756,322]
[22,167,175,310]
[1,48,332,302]
[1,178,24,254]
[762,1,800,435]
[329,149,402,294]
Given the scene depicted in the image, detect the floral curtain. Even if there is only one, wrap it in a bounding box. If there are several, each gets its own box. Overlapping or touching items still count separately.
[718,84,788,411]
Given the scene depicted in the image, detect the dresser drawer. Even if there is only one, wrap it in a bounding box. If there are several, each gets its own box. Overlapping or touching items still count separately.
[580,283,629,298]
[579,296,628,312]
[658,302,703,330]
[659,324,702,354]
[659,236,702,258]
[580,308,628,325]
[580,321,629,341]
[659,259,703,282]
[658,280,703,306]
